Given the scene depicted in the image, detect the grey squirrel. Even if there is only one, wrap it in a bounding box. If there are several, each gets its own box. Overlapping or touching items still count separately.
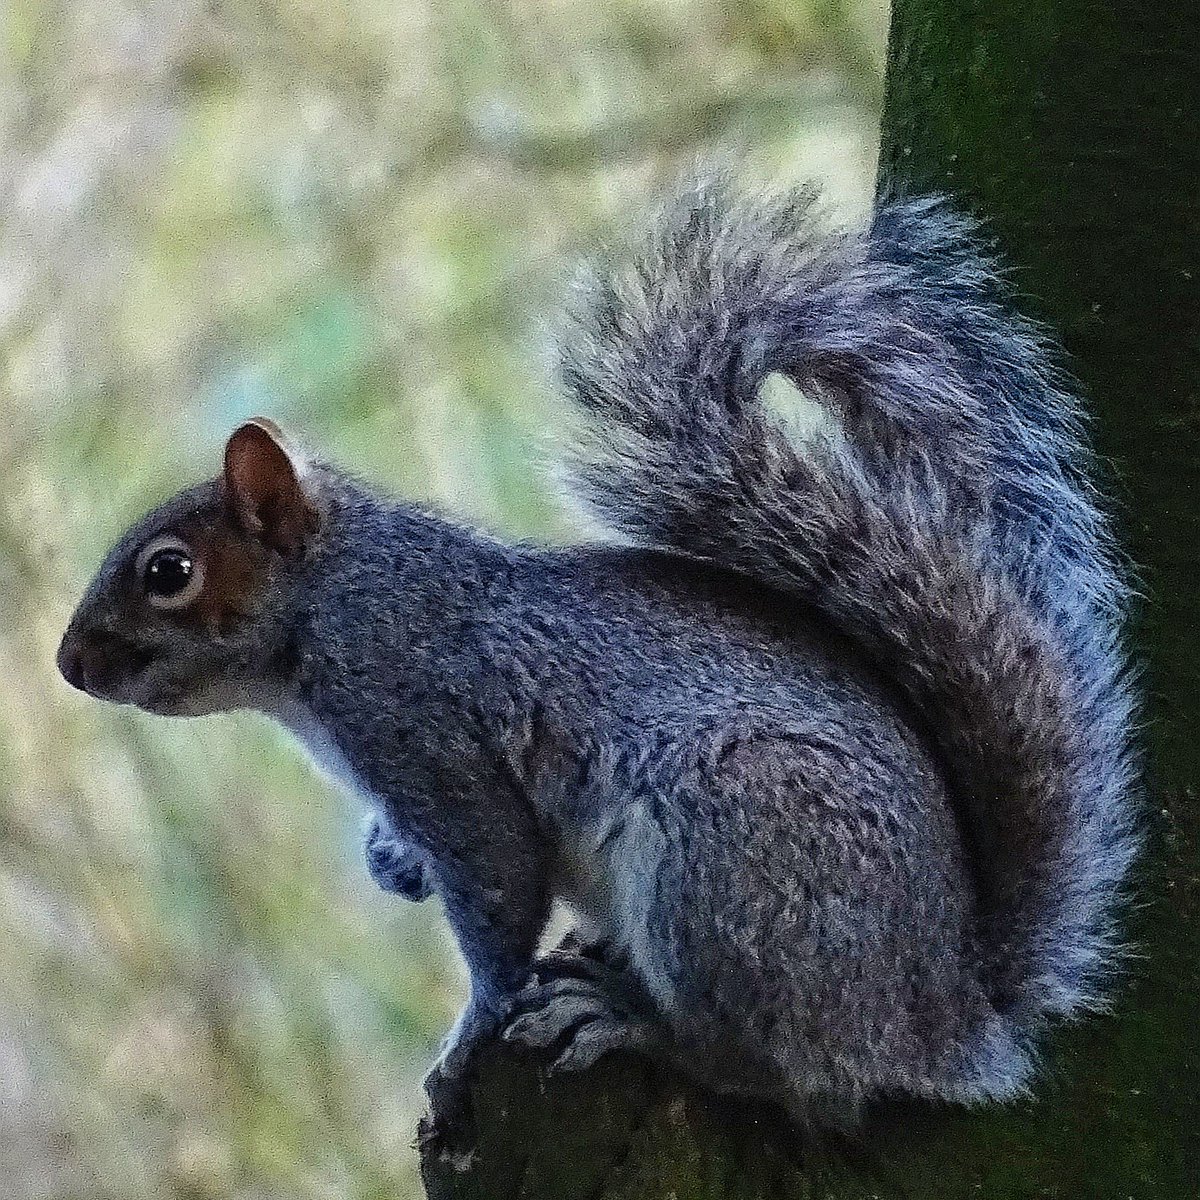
[57,177,1138,1130]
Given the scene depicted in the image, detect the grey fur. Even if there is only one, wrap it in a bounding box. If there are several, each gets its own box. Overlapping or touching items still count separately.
[558,175,1140,1035]
[58,178,1138,1126]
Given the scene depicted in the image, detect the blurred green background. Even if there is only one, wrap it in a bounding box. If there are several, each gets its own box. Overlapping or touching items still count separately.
[0,3,884,1197]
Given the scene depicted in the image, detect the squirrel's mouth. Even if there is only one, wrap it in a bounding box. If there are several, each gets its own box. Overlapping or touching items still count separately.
[112,655,193,715]
[58,621,242,716]
[57,632,164,706]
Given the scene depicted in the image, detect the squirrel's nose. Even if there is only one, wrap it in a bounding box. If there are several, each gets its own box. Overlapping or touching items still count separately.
[57,635,88,692]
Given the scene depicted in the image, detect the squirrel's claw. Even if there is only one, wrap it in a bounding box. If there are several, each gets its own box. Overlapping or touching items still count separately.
[503,971,660,1073]
[550,1014,658,1074]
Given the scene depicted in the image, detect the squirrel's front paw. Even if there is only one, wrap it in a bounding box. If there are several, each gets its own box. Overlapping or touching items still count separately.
[421,998,511,1146]
[363,813,434,901]
[503,958,660,1073]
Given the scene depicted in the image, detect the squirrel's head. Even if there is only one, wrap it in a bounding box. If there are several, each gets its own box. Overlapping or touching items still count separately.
[57,418,324,717]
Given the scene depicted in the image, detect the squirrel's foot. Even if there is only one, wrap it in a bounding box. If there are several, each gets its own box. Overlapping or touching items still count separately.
[422,998,510,1147]
[503,956,661,1073]
[548,928,631,973]
[363,812,434,901]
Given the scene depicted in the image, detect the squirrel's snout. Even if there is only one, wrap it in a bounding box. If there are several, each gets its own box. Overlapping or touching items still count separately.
[57,635,87,692]
[57,628,155,701]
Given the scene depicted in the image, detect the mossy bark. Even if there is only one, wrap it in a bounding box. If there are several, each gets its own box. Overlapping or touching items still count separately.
[421,5,1200,1196]
[874,3,1200,1195]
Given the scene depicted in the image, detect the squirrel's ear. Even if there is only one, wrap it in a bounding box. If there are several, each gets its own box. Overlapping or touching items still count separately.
[223,419,320,555]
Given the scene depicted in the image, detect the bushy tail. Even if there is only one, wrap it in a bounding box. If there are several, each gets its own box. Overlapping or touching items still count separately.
[558,177,1139,1041]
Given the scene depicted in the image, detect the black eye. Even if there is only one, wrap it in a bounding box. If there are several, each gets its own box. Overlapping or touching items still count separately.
[135,536,205,610]
[144,548,193,597]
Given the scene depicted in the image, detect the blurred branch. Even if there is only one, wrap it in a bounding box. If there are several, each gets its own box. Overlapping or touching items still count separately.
[452,75,872,173]
[213,4,881,181]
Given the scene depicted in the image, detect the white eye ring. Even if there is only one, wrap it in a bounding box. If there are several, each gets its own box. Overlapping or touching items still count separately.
[135,535,206,611]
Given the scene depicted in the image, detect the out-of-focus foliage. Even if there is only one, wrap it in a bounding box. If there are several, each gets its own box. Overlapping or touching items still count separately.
[0,2,884,1196]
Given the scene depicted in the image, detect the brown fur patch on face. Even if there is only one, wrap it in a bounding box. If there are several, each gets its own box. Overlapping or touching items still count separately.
[172,515,267,637]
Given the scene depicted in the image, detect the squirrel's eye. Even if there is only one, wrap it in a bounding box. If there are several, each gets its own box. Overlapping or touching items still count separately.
[146,549,192,596]
[135,536,205,610]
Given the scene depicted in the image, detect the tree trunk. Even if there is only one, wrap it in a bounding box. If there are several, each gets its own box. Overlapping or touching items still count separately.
[421,5,1200,1196]
[871,1,1200,1190]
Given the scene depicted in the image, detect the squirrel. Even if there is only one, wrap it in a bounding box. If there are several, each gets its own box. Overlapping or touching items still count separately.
[57,176,1138,1129]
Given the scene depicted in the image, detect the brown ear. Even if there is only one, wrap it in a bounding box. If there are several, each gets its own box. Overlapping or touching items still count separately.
[223,419,320,555]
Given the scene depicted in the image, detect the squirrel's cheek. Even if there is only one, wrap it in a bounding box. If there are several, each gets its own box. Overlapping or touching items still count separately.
[179,531,265,638]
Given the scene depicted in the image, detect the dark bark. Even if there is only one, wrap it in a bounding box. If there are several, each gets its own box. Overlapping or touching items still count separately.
[878,2,1200,1192]
[421,5,1200,1196]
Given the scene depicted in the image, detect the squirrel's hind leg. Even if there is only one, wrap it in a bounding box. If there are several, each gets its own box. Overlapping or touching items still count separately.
[588,732,983,1122]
